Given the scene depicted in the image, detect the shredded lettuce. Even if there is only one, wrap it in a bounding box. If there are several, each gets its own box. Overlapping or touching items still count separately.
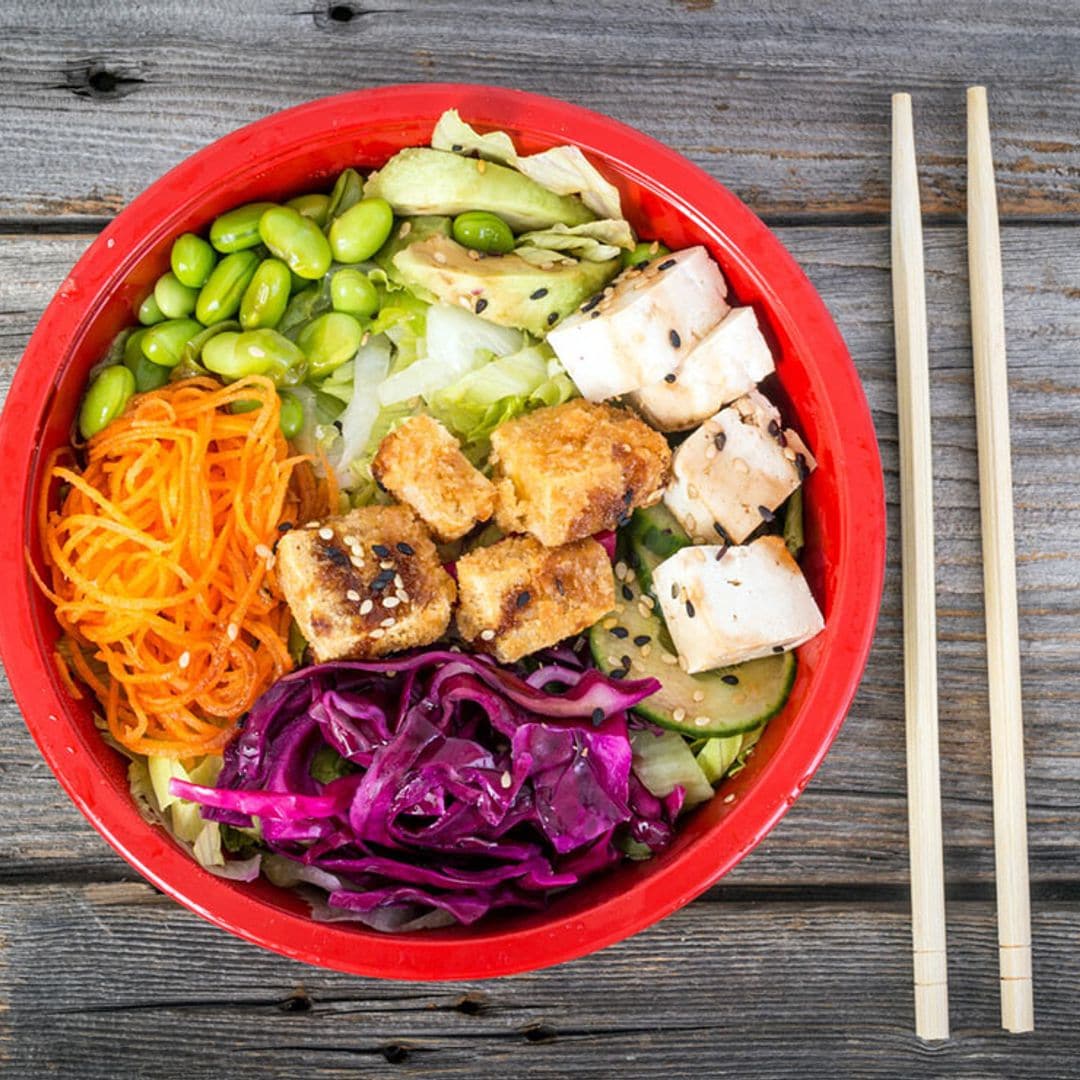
[516,220,635,262]
[630,728,714,809]
[431,109,625,220]
[330,334,393,488]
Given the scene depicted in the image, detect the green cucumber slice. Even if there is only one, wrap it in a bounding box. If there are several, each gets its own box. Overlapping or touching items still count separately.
[626,504,691,596]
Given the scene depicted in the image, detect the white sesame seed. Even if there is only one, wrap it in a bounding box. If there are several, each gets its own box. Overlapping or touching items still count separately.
[673,707,687,722]
[178,651,191,670]
[607,655,622,667]
[396,590,409,603]
[343,535,358,548]
[265,554,276,571]
[226,623,238,641]
[480,629,496,641]
[661,652,678,666]
[692,690,705,703]
[677,656,688,672]
[370,628,385,639]
[379,560,394,570]
[255,543,272,560]
[500,770,512,789]
[346,589,360,602]
[476,159,487,174]
[380,616,396,628]
[393,574,403,589]
[723,793,736,804]
[398,221,411,238]
[350,555,365,568]
[318,527,334,541]
[641,595,655,609]
[383,596,400,609]
[641,644,652,658]
[433,250,448,264]
[359,599,374,615]
[614,561,628,581]
[694,715,711,727]
[305,520,321,529]
[467,248,481,261]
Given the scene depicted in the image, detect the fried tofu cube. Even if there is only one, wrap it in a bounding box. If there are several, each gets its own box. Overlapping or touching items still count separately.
[490,399,671,547]
[372,415,496,542]
[276,505,455,661]
[455,535,615,663]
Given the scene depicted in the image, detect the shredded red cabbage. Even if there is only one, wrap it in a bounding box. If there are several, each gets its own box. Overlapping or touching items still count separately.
[171,649,681,928]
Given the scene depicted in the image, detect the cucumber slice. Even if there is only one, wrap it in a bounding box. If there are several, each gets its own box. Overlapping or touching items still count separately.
[626,504,691,597]
[589,570,797,738]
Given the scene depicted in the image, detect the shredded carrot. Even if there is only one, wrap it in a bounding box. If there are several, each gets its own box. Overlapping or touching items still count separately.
[35,375,330,758]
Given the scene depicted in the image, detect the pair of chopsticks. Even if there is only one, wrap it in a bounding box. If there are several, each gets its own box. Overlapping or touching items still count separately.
[891,87,1034,1040]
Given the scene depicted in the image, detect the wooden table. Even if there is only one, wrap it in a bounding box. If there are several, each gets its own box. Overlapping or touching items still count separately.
[1,3,1076,1075]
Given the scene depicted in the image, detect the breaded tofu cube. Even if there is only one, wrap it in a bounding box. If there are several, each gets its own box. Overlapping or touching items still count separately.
[276,505,456,661]
[490,399,671,547]
[664,389,816,545]
[372,415,496,541]
[455,535,615,663]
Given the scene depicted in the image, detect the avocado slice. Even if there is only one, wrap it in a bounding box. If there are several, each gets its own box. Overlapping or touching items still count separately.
[373,215,452,289]
[392,233,620,338]
[365,148,594,231]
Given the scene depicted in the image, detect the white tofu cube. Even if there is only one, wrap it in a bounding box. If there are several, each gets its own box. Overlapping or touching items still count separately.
[653,536,824,672]
[627,306,775,431]
[663,389,815,545]
[547,245,729,401]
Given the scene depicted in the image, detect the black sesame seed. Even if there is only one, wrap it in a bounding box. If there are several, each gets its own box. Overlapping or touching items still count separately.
[713,521,729,541]
[767,419,780,438]
[777,430,788,447]
[321,545,350,567]
[516,591,531,608]
[277,521,294,533]
[657,258,676,271]
[664,373,677,383]
[772,645,785,653]
[371,577,389,592]
[633,634,651,647]
[475,298,488,313]
[758,505,776,523]
[547,311,559,326]
[713,431,727,452]
[617,513,631,527]
[623,488,634,504]
[396,542,415,556]
[715,545,729,561]
[591,311,600,319]
[530,287,549,300]
[621,654,632,669]
[795,453,809,480]
[610,668,627,680]
[372,543,391,558]
[685,600,696,618]
[591,707,604,726]
[610,626,629,639]
[555,577,566,596]
[634,259,650,270]
[451,143,463,152]
[721,674,740,686]
[580,293,602,313]
[621,584,634,601]
[669,329,681,348]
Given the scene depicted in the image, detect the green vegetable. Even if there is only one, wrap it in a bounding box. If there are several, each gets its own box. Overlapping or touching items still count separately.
[278,282,332,337]
[372,214,452,289]
[122,329,149,369]
[203,328,306,384]
[195,250,260,325]
[177,319,240,372]
[309,745,356,784]
[328,197,395,264]
[296,311,363,378]
[125,350,170,392]
[325,167,364,224]
[239,258,292,330]
[258,206,333,280]
[285,192,331,228]
[630,728,714,810]
[153,271,199,319]
[330,268,379,318]
[137,292,166,326]
[278,390,305,439]
[170,232,217,288]
[695,734,743,784]
[518,219,635,263]
[452,210,515,254]
[622,240,671,268]
[79,364,135,438]
[209,201,278,253]
[141,318,202,368]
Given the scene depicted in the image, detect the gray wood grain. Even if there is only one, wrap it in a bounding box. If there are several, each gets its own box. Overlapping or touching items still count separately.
[0,0,1076,224]
[1,881,1077,1078]
[2,224,1076,890]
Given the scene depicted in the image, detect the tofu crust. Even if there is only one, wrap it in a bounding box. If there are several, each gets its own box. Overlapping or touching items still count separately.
[276,505,456,661]
[490,399,672,547]
[455,535,616,663]
[372,415,497,542]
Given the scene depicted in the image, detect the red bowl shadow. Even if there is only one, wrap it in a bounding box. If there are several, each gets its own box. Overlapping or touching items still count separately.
[0,84,885,980]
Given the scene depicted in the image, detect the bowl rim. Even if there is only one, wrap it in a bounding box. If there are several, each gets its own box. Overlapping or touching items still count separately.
[0,83,885,980]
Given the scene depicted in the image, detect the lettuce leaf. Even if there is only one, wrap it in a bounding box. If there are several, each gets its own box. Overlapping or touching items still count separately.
[515,220,634,262]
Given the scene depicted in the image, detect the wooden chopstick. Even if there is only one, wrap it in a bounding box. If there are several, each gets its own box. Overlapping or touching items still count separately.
[966,84,1035,1034]
[890,92,950,1042]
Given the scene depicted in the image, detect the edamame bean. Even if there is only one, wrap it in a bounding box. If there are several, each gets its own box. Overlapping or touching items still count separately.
[329,268,379,318]
[171,233,217,288]
[258,207,333,281]
[123,328,169,391]
[278,391,305,440]
[123,329,149,369]
[79,365,135,439]
[296,312,363,378]
[154,272,199,319]
[621,240,671,268]
[286,193,331,229]
[325,168,363,224]
[203,329,305,384]
[179,320,240,370]
[138,292,166,326]
[451,211,514,255]
[195,250,260,325]
[239,258,292,330]
[141,318,203,368]
[209,201,278,253]
[278,284,329,337]
[328,198,394,264]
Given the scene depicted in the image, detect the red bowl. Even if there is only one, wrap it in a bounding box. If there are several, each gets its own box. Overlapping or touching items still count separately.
[0,84,884,980]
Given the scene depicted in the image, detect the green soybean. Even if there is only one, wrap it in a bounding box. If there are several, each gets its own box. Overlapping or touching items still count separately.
[141,318,202,368]
[451,211,514,255]
[123,329,149,369]
[278,284,330,337]
[239,258,292,330]
[325,168,363,224]
[286,193,331,229]
[195,250,260,325]
[296,312,363,378]
[178,319,241,372]
[622,240,671,268]
[154,272,199,319]
[278,391,305,440]
[209,201,278,253]
[126,351,171,392]
[329,268,379,318]
[258,207,333,281]
[170,233,217,288]
[203,329,305,384]
[138,292,166,326]
[328,198,394,264]
[79,365,135,439]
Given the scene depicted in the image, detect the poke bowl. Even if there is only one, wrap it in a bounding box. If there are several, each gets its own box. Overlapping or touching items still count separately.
[0,84,885,980]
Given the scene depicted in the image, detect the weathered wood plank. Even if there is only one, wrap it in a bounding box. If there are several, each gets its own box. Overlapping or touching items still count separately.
[0,224,1076,889]
[1,882,1077,1077]
[0,0,1076,223]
